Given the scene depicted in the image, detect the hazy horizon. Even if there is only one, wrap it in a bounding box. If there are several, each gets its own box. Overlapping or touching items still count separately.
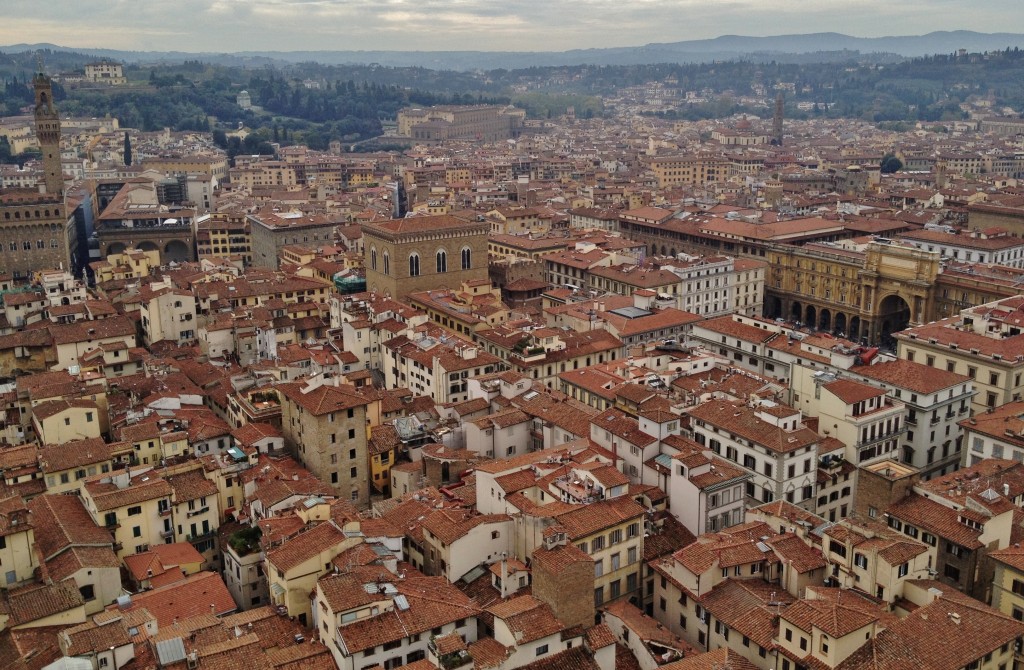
[4,0,1024,54]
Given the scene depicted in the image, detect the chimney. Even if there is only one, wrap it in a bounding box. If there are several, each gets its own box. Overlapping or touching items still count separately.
[500,553,508,598]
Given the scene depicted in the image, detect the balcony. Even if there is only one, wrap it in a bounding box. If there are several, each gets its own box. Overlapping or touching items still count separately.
[158,507,172,517]
[160,529,174,539]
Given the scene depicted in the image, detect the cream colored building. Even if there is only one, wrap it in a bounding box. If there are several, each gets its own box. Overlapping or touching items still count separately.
[789,368,906,466]
[896,295,1024,414]
[266,519,360,626]
[139,280,198,346]
[80,471,174,559]
[90,247,161,283]
[819,517,934,604]
[51,315,137,371]
[32,398,103,445]
[84,62,126,85]
[0,497,36,587]
[421,512,513,582]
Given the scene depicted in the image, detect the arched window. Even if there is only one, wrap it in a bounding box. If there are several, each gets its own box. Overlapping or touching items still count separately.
[370,246,377,271]
[436,250,447,273]
[409,253,420,277]
[382,252,390,275]
[461,247,472,270]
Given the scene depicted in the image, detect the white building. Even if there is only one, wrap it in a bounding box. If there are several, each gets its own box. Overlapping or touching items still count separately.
[687,399,822,509]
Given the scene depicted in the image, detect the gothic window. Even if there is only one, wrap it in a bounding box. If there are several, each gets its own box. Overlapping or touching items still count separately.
[436,250,447,273]
[409,253,420,277]
[370,246,377,271]
[462,247,472,270]
[382,252,390,275]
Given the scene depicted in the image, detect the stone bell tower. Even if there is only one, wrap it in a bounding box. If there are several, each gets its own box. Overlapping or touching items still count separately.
[33,69,64,197]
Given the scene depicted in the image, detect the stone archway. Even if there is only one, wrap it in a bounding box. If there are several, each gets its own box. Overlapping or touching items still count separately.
[805,305,817,329]
[834,312,847,337]
[878,294,911,347]
[164,239,191,263]
[138,241,159,252]
[107,242,127,255]
[850,316,862,342]
[791,301,803,323]
[819,308,832,332]
[765,295,783,319]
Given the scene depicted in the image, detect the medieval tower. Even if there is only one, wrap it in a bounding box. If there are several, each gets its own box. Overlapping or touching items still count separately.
[0,68,71,280]
[772,93,784,147]
[34,71,64,197]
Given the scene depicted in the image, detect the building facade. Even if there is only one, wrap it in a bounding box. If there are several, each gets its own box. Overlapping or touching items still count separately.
[364,214,489,299]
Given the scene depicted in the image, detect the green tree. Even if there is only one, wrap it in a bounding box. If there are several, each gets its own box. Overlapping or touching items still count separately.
[880,154,903,174]
[123,132,132,166]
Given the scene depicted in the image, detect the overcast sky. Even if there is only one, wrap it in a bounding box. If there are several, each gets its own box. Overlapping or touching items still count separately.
[4,0,1024,53]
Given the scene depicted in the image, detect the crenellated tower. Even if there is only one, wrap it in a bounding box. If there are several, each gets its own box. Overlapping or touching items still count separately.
[33,70,64,197]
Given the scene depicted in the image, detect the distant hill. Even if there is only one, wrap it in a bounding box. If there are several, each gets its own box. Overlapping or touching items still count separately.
[4,31,1024,70]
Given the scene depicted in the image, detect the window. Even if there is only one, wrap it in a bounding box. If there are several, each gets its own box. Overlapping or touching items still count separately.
[128,506,142,516]
[461,247,472,270]
[370,247,377,270]
[591,536,605,552]
[382,252,390,275]
[409,253,420,277]
[436,250,447,273]
[898,562,909,578]
[79,584,95,601]
[535,645,548,657]
[854,553,867,569]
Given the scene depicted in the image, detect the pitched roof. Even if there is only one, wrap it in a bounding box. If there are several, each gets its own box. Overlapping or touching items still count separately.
[836,588,1024,670]
[488,594,566,644]
[265,520,347,573]
[117,570,235,626]
[28,494,113,561]
[278,381,371,415]
[1,582,84,626]
[335,573,480,653]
